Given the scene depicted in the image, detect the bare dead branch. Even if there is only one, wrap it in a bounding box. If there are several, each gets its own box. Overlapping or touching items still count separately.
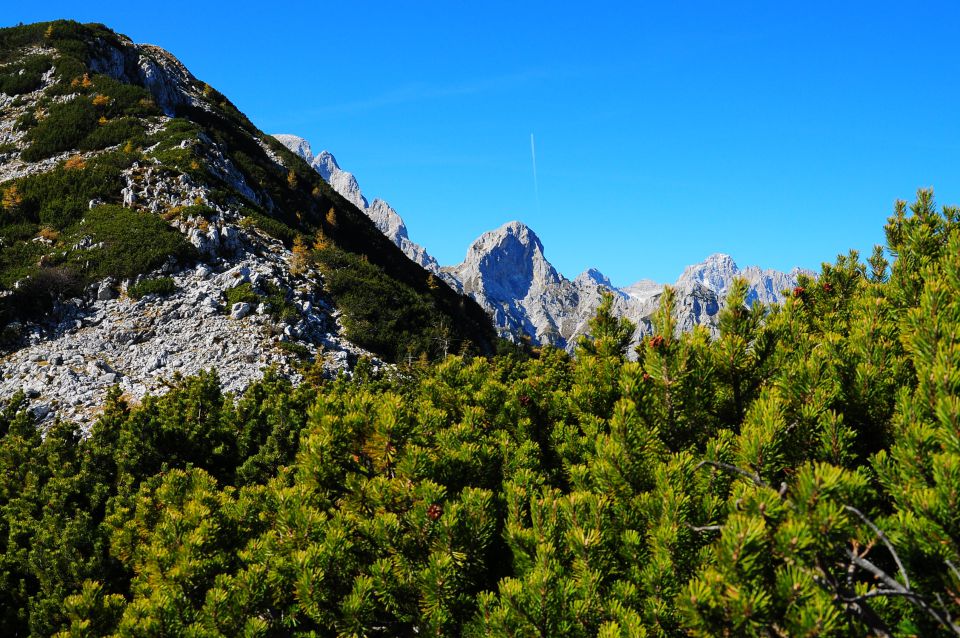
[844,505,909,589]
[694,460,770,490]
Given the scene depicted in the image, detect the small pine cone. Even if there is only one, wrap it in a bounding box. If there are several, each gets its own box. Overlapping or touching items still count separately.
[427,503,442,521]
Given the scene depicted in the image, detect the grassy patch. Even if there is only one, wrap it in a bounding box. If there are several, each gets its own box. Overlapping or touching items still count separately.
[127,276,176,300]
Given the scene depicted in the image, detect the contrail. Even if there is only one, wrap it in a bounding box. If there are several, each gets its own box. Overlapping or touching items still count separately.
[530,133,541,213]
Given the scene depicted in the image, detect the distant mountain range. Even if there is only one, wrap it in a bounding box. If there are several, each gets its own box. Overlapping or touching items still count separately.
[275,135,812,351]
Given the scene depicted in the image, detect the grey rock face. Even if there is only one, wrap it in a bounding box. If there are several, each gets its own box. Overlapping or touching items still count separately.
[230,302,252,320]
[311,150,368,211]
[96,280,116,301]
[0,227,375,428]
[443,221,608,349]
[272,134,314,164]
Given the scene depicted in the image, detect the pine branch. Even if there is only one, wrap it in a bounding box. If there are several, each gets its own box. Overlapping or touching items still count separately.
[947,559,960,585]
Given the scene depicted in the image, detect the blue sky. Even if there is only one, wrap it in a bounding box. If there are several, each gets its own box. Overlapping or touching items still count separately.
[9,2,959,284]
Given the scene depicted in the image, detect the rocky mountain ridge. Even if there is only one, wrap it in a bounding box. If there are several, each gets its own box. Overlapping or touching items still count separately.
[277,135,812,352]
[0,21,494,425]
[274,134,440,272]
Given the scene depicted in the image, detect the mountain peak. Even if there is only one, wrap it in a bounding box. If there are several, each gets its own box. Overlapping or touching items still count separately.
[574,267,615,289]
[273,134,314,164]
[450,220,558,305]
[678,253,740,293]
[313,149,341,171]
[484,221,543,251]
[309,150,367,210]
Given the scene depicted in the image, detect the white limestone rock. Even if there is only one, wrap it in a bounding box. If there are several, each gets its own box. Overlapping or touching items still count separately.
[311,150,368,211]
[272,134,314,164]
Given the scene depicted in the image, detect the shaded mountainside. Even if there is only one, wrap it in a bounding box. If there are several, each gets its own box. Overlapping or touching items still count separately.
[0,20,495,422]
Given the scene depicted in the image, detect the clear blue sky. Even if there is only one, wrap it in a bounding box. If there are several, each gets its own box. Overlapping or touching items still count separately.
[8,2,960,284]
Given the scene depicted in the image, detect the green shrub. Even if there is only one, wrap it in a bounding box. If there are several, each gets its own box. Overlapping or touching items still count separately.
[14,109,37,132]
[21,97,98,161]
[0,54,53,95]
[10,150,130,227]
[224,280,298,320]
[176,204,217,219]
[224,282,258,307]
[315,246,443,360]
[277,340,311,359]
[65,204,195,280]
[0,239,45,288]
[245,209,295,244]
[0,265,82,322]
[127,276,176,300]
[51,55,86,85]
[79,117,146,151]
[90,74,158,117]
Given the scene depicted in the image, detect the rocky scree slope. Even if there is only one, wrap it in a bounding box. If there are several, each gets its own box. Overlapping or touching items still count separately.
[0,20,495,425]
[275,137,810,352]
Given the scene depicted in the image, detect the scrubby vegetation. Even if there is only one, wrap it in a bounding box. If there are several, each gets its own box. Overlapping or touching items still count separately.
[0,53,52,95]
[125,276,175,300]
[224,281,299,321]
[1,191,959,636]
[0,199,192,323]
[315,245,476,360]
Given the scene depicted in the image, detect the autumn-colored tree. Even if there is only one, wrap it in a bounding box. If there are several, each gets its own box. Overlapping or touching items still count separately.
[1,184,22,213]
[313,227,330,250]
[290,234,310,274]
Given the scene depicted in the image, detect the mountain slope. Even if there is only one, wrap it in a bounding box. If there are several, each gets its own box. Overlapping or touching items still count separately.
[0,20,495,423]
